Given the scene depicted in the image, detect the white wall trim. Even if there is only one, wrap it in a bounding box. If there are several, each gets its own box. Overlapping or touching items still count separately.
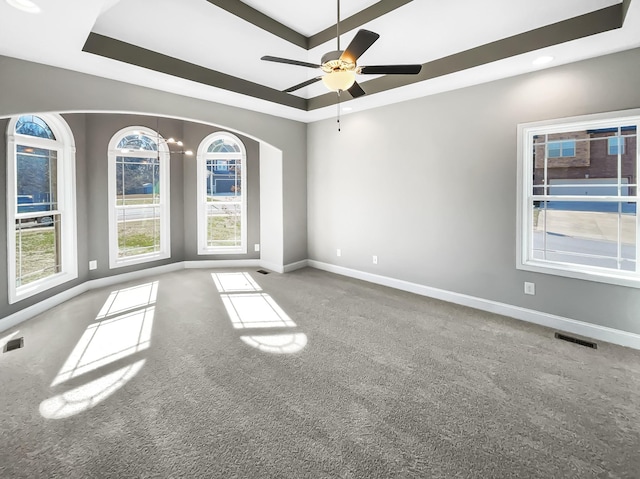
[307,260,640,350]
[0,259,279,333]
[184,259,260,269]
[7,113,79,304]
[258,260,285,274]
[284,260,309,273]
[107,126,171,269]
[196,132,248,256]
[90,263,184,289]
[0,283,90,334]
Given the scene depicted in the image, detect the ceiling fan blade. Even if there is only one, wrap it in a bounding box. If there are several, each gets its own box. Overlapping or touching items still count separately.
[340,29,380,64]
[283,76,323,93]
[261,56,320,69]
[359,64,422,75]
[347,81,366,98]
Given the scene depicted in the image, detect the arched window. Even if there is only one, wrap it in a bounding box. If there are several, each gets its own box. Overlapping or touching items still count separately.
[196,132,247,254]
[6,114,78,303]
[107,126,171,267]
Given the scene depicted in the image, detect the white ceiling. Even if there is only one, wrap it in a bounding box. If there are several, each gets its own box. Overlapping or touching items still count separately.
[241,0,380,37]
[0,0,639,123]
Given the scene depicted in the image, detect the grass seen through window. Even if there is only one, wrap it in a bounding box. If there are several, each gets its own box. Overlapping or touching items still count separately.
[15,223,59,286]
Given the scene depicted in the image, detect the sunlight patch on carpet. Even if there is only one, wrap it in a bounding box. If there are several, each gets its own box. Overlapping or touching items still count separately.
[240,333,307,354]
[41,281,158,419]
[40,360,145,419]
[51,307,154,386]
[220,293,296,329]
[213,272,307,354]
[211,272,261,293]
[96,281,158,319]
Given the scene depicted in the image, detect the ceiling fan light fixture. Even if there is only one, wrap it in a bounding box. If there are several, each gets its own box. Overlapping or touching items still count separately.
[322,70,356,92]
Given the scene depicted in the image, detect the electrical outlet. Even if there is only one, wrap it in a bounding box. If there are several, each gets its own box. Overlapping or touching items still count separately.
[373,255,378,265]
[89,260,97,270]
[524,282,535,295]
[254,244,260,252]
[337,249,341,257]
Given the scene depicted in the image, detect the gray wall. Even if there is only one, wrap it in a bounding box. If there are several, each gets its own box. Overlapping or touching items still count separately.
[307,47,640,335]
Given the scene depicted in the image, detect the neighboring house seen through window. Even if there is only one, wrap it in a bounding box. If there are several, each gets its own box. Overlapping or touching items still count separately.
[518,112,639,287]
[548,140,576,158]
[608,136,626,155]
[6,114,78,303]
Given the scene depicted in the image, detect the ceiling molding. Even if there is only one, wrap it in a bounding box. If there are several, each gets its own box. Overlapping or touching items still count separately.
[82,33,306,111]
[204,0,307,49]
[623,0,632,20]
[206,0,413,50]
[307,0,413,49]
[308,3,628,110]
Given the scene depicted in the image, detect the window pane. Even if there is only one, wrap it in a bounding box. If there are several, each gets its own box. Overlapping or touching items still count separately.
[15,115,55,139]
[207,139,240,153]
[205,158,241,199]
[608,136,625,155]
[115,157,160,205]
[207,203,241,247]
[532,127,637,197]
[16,145,58,212]
[117,207,161,257]
[116,134,158,151]
[532,201,636,271]
[15,215,61,286]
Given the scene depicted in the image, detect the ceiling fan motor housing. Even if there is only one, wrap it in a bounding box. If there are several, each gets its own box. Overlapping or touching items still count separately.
[321,50,356,73]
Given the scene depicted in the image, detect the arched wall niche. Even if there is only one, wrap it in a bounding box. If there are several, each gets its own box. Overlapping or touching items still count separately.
[0,109,291,322]
[0,55,306,269]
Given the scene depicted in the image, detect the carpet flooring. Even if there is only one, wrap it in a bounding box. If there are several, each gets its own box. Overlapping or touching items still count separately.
[1,267,639,478]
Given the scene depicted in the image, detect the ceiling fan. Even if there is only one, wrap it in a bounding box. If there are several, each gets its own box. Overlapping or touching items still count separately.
[261,0,422,99]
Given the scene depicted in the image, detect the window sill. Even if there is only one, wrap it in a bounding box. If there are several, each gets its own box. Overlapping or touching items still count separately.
[10,270,78,304]
[517,260,640,289]
[198,247,247,256]
[110,251,170,269]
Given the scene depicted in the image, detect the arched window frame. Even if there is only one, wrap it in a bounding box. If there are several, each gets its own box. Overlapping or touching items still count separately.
[107,126,171,268]
[6,114,78,303]
[196,132,247,255]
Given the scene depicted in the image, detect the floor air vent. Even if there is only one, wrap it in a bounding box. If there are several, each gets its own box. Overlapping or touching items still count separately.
[4,337,24,353]
[555,332,597,349]
[257,270,270,275]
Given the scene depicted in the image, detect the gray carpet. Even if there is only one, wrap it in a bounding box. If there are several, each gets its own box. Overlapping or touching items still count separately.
[1,267,639,478]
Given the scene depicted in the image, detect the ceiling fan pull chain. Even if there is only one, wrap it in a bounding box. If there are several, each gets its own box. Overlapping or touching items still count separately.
[337,91,341,132]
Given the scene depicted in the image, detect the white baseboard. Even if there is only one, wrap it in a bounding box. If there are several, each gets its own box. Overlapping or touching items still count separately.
[307,260,640,350]
[258,260,285,274]
[0,283,90,334]
[284,260,309,273]
[184,259,261,269]
[90,263,184,288]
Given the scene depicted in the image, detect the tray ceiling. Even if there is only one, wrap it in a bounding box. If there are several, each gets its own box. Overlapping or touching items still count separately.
[0,0,638,122]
